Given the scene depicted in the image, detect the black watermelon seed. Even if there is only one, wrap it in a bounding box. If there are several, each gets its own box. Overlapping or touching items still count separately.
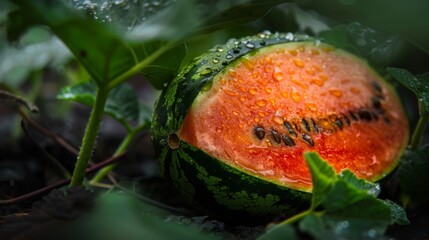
[383,116,391,124]
[254,126,265,140]
[343,116,351,126]
[302,133,315,146]
[283,121,297,137]
[371,81,383,93]
[282,135,296,147]
[371,96,382,109]
[335,117,343,129]
[270,130,281,144]
[349,111,358,121]
[358,110,372,121]
[301,118,310,132]
[310,118,319,133]
[376,108,386,115]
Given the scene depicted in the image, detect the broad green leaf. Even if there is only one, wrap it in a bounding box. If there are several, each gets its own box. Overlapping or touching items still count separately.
[62,192,218,240]
[382,199,410,225]
[141,43,187,89]
[125,0,197,42]
[69,0,176,30]
[8,0,135,85]
[319,22,401,67]
[57,81,151,129]
[191,0,288,35]
[0,30,71,87]
[299,214,330,239]
[387,68,429,113]
[323,181,390,220]
[304,152,336,209]
[297,0,429,54]
[399,145,429,205]
[300,213,388,240]
[298,155,402,240]
[257,223,297,240]
[300,179,391,240]
[338,170,381,197]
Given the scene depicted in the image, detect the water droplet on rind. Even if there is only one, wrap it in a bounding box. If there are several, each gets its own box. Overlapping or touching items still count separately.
[201,68,212,75]
[201,81,213,92]
[245,42,256,49]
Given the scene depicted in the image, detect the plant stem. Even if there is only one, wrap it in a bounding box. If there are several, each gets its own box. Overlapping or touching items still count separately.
[69,86,109,187]
[410,113,429,150]
[89,122,150,183]
[280,209,311,225]
[107,41,176,90]
[89,129,137,184]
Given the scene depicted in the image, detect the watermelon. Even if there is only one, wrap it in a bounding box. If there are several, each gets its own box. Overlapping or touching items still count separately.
[151,32,409,218]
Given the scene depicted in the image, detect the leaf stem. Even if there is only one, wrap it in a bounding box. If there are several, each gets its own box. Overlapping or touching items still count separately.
[280,209,312,225]
[89,130,135,184]
[70,86,109,187]
[410,112,429,150]
[107,41,176,90]
[89,123,150,184]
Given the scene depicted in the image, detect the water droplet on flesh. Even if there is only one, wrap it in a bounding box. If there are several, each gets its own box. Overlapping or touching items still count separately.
[256,99,268,107]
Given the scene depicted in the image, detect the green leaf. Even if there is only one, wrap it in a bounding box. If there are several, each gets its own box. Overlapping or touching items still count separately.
[298,154,400,240]
[338,170,381,197]
[300,180,391,240]
[141,43,187,89]
[192,0,287,35]
[57,80,151,129]
[63,192,218,240]
[387,68,429,113]
[297,0,429,54]
[399,145,429,205]
[0,33,71,88]
[69,0,176,30]
[300,213,388,240]
[382,199,410,225]
[323,181,390,220]
[8,0,134,85]
[319,22,401,67]
[257,224,297,240]
[304,152,336,209]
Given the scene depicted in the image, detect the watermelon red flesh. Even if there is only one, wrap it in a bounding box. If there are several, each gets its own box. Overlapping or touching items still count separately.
[178,42,408,192]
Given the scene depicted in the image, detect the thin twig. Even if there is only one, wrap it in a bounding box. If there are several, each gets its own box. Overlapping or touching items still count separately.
[0,89,39,113]
[21,120,71,179]
[18,108,79,156]
[18,108,117,181]
[0,152,126,206]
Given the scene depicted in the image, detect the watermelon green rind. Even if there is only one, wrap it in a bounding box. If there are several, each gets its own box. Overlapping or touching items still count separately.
[164,141,311,217]
[151,31,408,217]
